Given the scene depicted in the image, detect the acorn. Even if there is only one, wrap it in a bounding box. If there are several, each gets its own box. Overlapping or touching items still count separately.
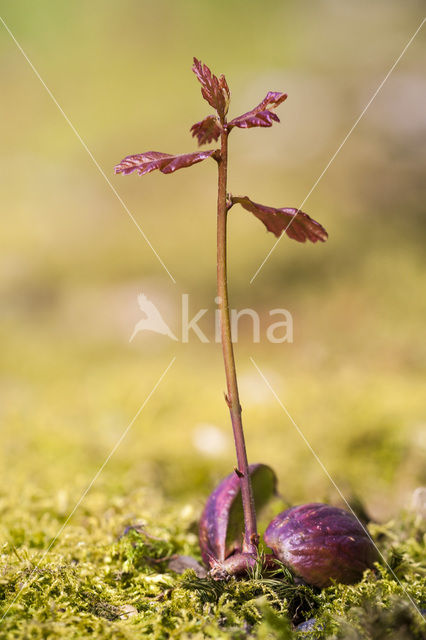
[264,503,378,588]
[199,464,276,577]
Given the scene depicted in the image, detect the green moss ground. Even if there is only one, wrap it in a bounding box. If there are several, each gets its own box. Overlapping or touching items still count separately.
[1,481,425,639]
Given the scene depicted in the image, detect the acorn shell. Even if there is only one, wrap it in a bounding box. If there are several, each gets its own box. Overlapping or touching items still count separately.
[264,503,378,588]
[199,463,276,567]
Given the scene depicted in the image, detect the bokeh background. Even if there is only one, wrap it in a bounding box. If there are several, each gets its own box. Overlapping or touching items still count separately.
[1,0,425,539]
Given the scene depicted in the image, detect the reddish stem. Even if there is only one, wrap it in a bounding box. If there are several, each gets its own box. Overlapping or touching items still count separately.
[216,126,258,553]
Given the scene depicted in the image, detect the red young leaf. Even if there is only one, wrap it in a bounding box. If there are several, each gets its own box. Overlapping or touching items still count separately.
[232,110,280,129]
[190,114,222,146]
[232,195,328,243]
[192,58,230,119]
[115,150,217,176]
[229,91,287,130]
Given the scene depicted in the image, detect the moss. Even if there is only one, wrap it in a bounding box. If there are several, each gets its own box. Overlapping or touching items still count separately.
[1,486,424,639]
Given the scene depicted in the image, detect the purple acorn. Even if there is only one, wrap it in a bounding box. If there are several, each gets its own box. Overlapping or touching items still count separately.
[264,503,378,588]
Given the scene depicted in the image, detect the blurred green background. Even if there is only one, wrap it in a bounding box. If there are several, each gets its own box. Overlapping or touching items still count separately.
[1,0,425,532]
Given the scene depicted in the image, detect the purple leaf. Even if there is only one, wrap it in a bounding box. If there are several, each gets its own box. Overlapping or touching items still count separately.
[192,58,230,119]
[190,114,222,146]
[231,196,328,243]
[115,150,217,176]
[199,463,277,568]
[228,91,287,130]
[264,503,379,588]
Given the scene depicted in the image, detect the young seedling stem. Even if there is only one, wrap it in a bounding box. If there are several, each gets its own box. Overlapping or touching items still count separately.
[216,125,258,552]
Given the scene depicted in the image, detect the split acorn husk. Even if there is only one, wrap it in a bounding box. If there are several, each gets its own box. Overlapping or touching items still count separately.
[199,467,378,587]
[199,464,277,577]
